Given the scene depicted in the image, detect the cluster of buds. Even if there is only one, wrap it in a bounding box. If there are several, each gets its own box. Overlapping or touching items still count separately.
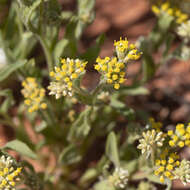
[137,120,190,185]
[174,159,190,185]
[48,58,87,98]
[177,20,190,40]
[95,57,125,89]
[0,155,22,190]
[21,77,47,113]
[94,37,142,90]
[137,129,165,158]
[154,153,180,183]
[168,123,190,148]
[114,37,142,62]
[152,2,188,24]
[108,167,128,189]
[148,117,163,132]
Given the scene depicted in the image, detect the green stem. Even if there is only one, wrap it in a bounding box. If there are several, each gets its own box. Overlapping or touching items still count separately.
[151,146,155,167]
[39,109,55,127]
[91,82,104,105]
[166,179,172,190]
[92,83,104,97]
[73,86,89,97]
[36,35,53,72]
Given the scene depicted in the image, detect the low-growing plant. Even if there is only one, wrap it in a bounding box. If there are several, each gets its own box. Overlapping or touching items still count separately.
[0,0,190,189]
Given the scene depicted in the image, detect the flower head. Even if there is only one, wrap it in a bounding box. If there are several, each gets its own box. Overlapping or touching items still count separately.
[148,117,163,132]
[0,155,22,190]
[21,77,47,113]
[152,2,188,24]
[174,159,190,185]
[95,37,141,90]
[95,57,126,89]
[152,2,173,16]
[108,167,128,189]
[154,153,180,183]
[175,9,188,24]
[114,37,142,61]
[180,45,190,60]
[137,129,165,158]
[168,123,190,148]
[48,58,87,98]
[177,20,190,40]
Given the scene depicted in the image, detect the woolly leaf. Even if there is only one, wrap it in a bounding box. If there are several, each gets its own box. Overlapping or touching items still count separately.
[0,89,15,113]
[94,180,115,190]
[0,60,27,82]
[106,132,120,166]
[4,140,37,159]
[67,107,92,141]
[59,144,81,165]
[142,53,156,82]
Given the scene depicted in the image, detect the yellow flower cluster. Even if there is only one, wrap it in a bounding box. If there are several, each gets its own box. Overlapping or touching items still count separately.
[152,2,188,24]
[94,37,141,90]
[168,123,190,148]
[48,58,87,98]
[154,153,180,183]
[149,117,163,132]
[114,37,142,61]
[94,57,126,89]
[21,77,47,113]
[0,155,22,190]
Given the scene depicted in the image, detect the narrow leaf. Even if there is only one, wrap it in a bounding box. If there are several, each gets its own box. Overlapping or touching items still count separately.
[106,132,120,166]
[4,140,37,159]
[0,60,27,82]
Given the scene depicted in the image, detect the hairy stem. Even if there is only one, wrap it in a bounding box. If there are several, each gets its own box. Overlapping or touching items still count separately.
[36,35,53,72]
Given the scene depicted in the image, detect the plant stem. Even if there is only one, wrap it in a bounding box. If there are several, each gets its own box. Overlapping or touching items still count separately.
[166,179,172,190]
[73,86,86,96]
[91,82,104,105]
[151,146,155,167]
[36,35,53,72]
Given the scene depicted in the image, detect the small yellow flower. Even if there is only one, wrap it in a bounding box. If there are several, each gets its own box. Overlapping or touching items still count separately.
[152,5,160,15]
[168,130,173,136]
[160,175,165,183]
